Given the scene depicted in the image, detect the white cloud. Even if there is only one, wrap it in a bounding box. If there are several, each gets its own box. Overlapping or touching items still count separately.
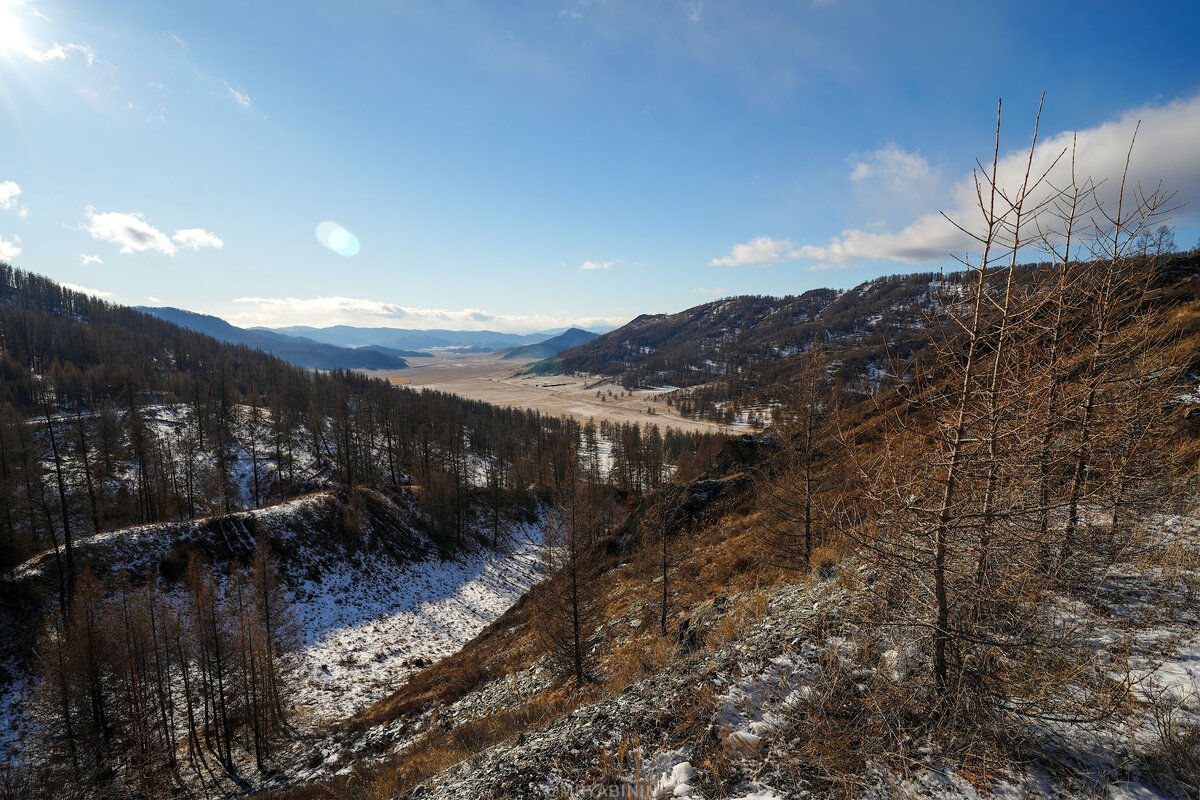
[0,234,20,260]
[850,143,937,187]
[0,181,21,209]
[784,93,1200,267]
[79,253,103,265]
[225,82,251,107]
[559,8,582,19]
[172,228,224,251]
[146,296,163,304]
[710,235,792,267]
[680,0,703,23]
[578,259,618,270]
[694,287,727,296]
[83,209,224,257]
[57,282,113,298]
[228,295,628,333]
[787,212,961,264]
[84,209,178,255]
[26,42,94,65]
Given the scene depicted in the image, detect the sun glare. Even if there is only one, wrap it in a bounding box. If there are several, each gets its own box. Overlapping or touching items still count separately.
[0,2,31,57]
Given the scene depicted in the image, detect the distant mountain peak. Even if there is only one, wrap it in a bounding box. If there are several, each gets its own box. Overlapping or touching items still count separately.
[137,306,410,370]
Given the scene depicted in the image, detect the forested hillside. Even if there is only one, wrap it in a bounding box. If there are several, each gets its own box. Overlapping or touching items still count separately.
[0,264,729,799]
[0,265,726,575]
[542,253,1200,425]
[138,306,424,370]
[538,276,930,388]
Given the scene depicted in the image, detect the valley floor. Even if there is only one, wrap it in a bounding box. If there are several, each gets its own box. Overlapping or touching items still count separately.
[373,352,727,435]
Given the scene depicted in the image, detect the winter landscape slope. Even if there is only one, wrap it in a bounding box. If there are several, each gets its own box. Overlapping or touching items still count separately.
[0,264,729,799]
[0,484,551,794]
[280,432,1200,800]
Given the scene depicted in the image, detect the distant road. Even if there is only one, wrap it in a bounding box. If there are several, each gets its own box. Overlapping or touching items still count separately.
[371,353,728,435]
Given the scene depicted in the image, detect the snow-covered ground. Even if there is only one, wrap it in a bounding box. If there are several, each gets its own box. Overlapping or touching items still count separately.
[0,488,552,772]
[592,511,1200,800]
[290,516,546,721]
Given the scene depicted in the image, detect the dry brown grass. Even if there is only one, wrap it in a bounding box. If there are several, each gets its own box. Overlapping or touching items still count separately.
[295,471,863,800]
[337,686,596,800]
[706,588,769,650]
[602,635,679,692]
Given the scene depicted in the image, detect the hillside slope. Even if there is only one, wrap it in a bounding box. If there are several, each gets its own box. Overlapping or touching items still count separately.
[0,485,549,786]
[138,306,421,369]
[501,327,599,361]
[539,254,1200,425]
[273,434,1200,800]
[540,275,932,388]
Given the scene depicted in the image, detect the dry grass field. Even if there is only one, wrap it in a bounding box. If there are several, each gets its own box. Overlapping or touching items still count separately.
[372,352,726,434]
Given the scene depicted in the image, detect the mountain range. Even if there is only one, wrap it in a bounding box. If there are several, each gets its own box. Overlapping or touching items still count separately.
[138,306,426,370]
[500,327,599,361]
[139,308,607,370]
[261,323,615,352]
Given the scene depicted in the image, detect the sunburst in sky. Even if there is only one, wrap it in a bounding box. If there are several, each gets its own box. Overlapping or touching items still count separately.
[0,1,32,57]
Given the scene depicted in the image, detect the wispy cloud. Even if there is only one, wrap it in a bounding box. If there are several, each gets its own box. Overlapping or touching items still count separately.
[559,8,582,19]
[79,253,103,265]
[224,81,251,108]
[710,235,792,267]
[578,258,619,270]
[83,209,224,257]
[229,295,629,333]
[680,0,703,23]
[26,42,95,65]
[146,296,163,304]
[57,281,113,298]
[0,235,20,260]
[172,228,224,251]
[694,287,727,296]
[849,143,938,187]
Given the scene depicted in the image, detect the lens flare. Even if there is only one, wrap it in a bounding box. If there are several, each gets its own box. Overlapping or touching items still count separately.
[315,220,360,257]
[0,2,30,57]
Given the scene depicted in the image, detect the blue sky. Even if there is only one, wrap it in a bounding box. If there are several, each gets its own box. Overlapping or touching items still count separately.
[1,0,1199,332]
